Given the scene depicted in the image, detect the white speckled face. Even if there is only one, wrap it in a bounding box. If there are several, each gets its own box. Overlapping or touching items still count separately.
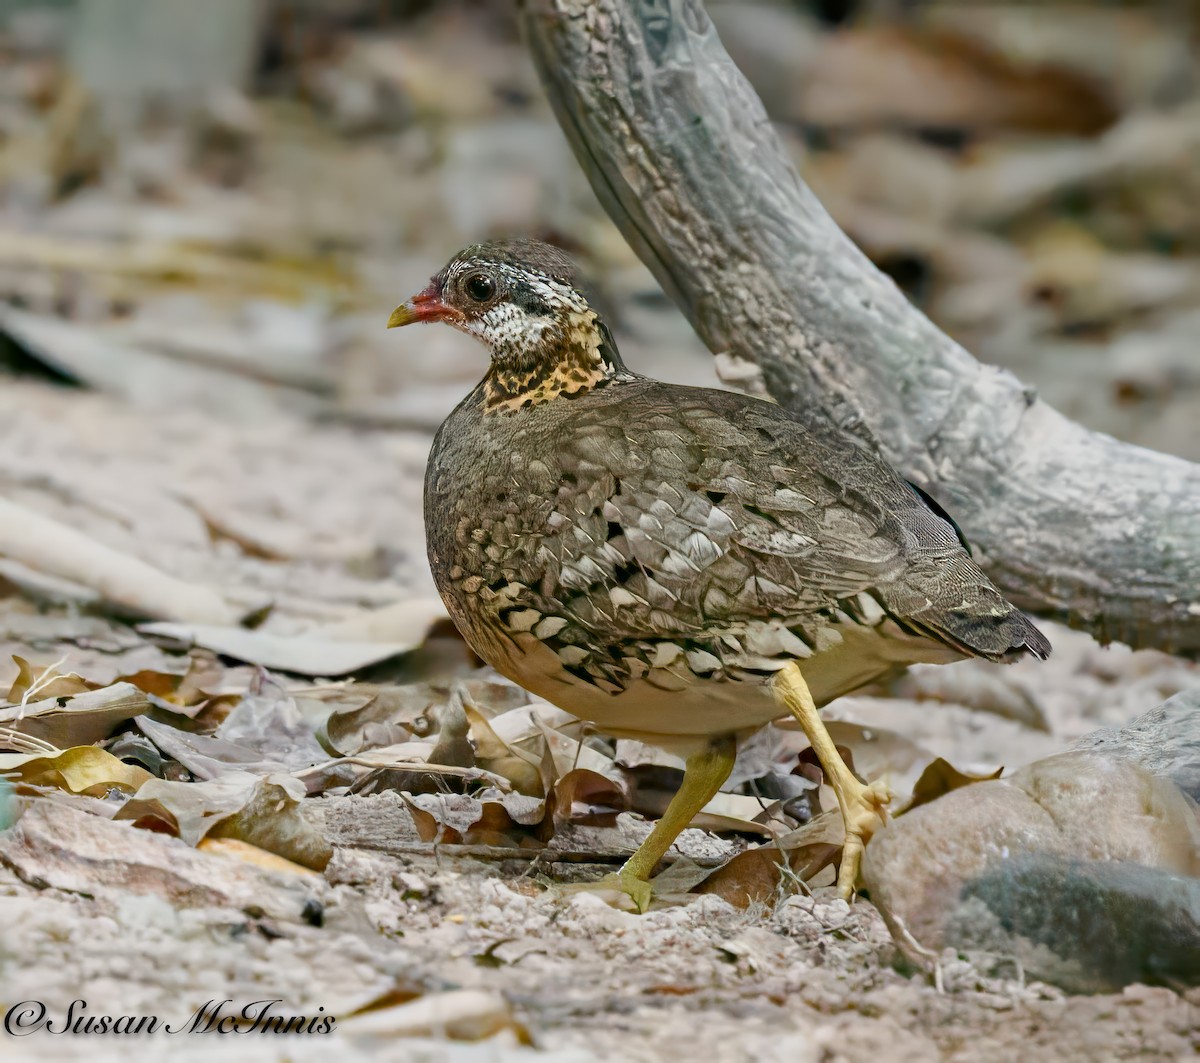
[396,240,630,410]
[441,261,590,367]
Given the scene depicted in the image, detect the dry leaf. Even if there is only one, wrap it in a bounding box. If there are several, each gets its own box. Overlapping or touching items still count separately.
[115,771,329,869]
[0,494,245,624]
[136,714,294,778]
[693,848,790,909]
[116,772,264,843]
[0,745,152,796]
[114,654,228,712]
[314,597,448,644]
[0,681,151,749]
[318,684,439,757]
[625,764,773,836]
[216,690,328,771]
[138,622,418,676]
[197,836,320,877]
[463,703,543,797]
[902,757,1004,815]
[215,777,332,870]
[340,989,527,1042]
[550,768,628,829]
[6,655,96,702]
[400,793,461,844]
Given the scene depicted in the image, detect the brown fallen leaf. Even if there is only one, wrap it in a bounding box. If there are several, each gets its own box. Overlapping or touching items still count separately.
[114,653,229,712]
[0,681,151,748]
[215,778,333,871]
[693,848,791,909]
[463,702,543,797]
[400,793,462,844]
[317,684,440,757]
[548,768,629,830]
[116,772,331,870]
[115,772,265,843]
[6,655,97,702]
[694,809,848,905]
[902,757,1004,815]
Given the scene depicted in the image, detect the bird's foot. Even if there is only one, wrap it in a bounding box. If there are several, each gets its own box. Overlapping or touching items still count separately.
[835,776,893,900]
[557,865,654,913]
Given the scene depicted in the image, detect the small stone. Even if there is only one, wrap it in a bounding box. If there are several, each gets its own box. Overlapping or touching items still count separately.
[863,750,1200,991]
[395,872,428,897]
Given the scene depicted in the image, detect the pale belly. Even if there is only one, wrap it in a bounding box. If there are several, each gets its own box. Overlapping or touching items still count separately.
[502,633,782,752]
[484,623,963,757]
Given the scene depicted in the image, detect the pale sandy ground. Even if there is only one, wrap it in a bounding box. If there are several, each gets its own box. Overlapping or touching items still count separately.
[0,372,1197,1063]
[2,4,1200,1059]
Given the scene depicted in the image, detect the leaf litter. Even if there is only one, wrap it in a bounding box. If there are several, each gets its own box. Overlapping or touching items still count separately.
[1,5,1199,1048]
[0,633,1019,910]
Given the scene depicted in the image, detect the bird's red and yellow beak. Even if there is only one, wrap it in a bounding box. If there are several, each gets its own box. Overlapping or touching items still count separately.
[387,282,456,328]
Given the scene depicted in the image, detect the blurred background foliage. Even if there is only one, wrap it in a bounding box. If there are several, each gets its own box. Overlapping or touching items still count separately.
[0,0,1198,459]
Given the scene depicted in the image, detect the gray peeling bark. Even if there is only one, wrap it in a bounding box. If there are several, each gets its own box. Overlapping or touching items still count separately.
[518,0,1200,657]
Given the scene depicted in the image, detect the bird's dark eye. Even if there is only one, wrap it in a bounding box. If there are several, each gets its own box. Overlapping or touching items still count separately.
[464,273,495,302]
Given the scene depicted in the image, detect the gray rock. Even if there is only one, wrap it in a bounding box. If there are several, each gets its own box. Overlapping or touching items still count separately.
[948,855,1200,994]
[862,750,1200,991]
[1071,688,1200,801]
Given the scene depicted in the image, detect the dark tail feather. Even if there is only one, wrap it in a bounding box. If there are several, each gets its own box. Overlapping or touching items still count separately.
[930,606,1051,664]
[894,600,1052,664]
[998,609,1052,662]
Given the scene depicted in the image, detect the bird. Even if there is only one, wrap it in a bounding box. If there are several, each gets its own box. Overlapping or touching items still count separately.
[388,238,1050,911]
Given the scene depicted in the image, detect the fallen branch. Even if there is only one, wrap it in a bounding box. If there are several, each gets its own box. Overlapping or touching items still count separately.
[518,0,1200,656]
[343,838,730,868]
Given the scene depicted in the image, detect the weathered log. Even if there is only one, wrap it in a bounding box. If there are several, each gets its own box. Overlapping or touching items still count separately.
[517,0,1200,656]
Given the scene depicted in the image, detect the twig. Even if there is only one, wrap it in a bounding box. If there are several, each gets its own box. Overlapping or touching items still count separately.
[10,654,71,724]
[0,727,61,755]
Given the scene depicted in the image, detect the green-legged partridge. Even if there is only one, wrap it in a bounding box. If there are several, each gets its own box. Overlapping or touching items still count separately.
[389,239,1050,909]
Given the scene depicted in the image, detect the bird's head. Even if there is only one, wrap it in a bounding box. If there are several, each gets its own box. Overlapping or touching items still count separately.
[388,239,626,412]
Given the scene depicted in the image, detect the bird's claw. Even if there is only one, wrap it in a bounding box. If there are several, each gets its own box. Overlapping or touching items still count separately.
[557,867,654,913]
[836,778,892,900]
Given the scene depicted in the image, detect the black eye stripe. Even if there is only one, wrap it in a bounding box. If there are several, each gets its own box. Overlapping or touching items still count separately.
[511,280,553,316]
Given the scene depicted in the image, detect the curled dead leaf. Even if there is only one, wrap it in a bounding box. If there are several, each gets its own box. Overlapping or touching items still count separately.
[6,655,96,703]
[318,684,440,757]
[549,768,629,829]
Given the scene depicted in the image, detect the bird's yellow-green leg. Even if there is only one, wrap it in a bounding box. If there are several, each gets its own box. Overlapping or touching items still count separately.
[563,735,736,913]
[773,662,892,899]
